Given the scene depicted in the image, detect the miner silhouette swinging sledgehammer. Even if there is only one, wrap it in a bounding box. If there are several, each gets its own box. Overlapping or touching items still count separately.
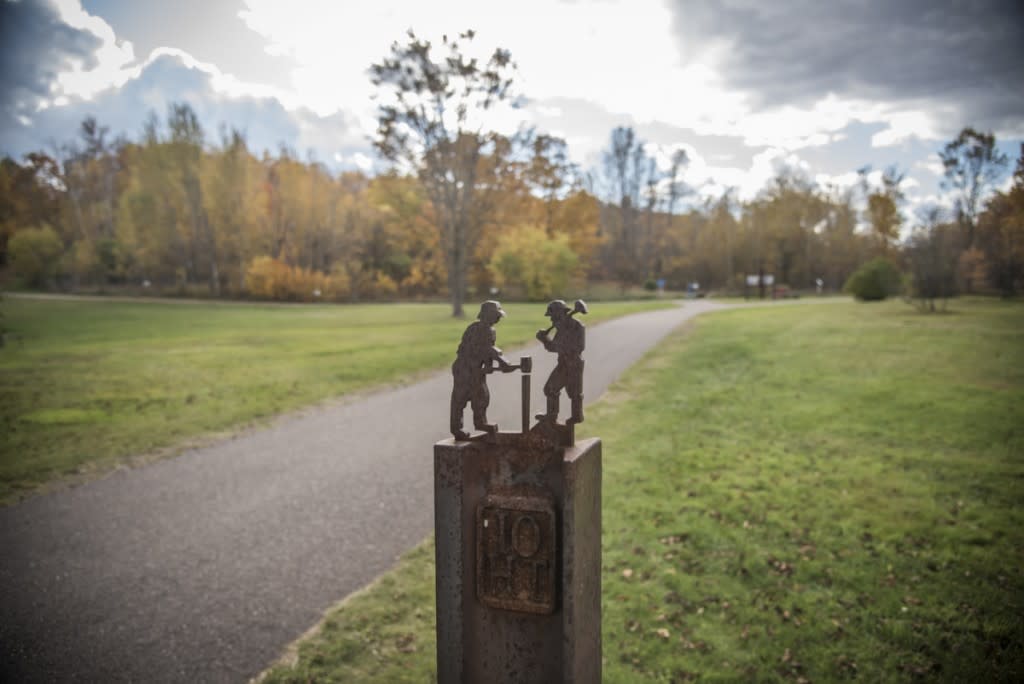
[536,299,587,425]
[450,300,517,441]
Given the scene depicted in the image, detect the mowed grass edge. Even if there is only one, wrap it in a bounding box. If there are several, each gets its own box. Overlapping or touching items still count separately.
[0,297,671,503]
[259,299,1024,683]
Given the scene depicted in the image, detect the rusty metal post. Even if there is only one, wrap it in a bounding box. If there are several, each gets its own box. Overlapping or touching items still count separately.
[434,434,601,683]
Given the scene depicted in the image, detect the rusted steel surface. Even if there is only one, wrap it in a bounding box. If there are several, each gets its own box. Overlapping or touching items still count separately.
[434,434,602,684]
[452,300,587,445]
[476,492,556,614]
[519,356,533,434]
[450,300,516,440]
[535,299,587,428]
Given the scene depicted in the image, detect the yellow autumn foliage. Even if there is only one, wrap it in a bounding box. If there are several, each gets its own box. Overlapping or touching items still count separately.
[245,256,349,302]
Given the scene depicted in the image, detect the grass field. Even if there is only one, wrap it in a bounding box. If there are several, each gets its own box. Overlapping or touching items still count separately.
[0,296,669,503]
[260,298,1024,683]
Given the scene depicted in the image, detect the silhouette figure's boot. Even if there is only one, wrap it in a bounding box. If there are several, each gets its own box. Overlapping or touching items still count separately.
[451,407,468,440]
[536,395,558,422]
[473,414,497,433]
[569,395,584,425]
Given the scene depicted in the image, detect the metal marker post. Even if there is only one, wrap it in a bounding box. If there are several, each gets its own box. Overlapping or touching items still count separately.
[436,301,600,683]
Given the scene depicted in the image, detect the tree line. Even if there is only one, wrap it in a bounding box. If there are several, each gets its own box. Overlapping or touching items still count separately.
[2,32,1021,314]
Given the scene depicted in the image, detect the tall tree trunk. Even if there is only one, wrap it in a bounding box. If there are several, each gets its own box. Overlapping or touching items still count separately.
[207,214,221,296]
[68,187,85,290]
[451,216,465,318]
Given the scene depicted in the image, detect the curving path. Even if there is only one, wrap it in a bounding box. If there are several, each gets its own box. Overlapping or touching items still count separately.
[0,299,729,683]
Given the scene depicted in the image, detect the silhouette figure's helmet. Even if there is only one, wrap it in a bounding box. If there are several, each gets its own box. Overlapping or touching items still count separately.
[544,300,571,317]
[478,300,506,320]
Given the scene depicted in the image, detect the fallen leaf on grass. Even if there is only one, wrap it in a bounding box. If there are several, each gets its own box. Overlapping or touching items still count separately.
[836,654,858,675]
[655,628,671,640]
[395,633,417,653]
[622,568,634,579]
[679,638,711,652]
[767,556,795,576]
[659,533,689,545]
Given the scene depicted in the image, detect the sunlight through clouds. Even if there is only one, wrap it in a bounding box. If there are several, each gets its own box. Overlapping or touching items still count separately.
[2,0,1021,211]
[50,0,135,101]
[234,0,752,139]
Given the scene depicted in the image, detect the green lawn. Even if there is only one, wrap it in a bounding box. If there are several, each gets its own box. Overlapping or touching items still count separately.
[0,296,669,503]
[261,298,1024,683]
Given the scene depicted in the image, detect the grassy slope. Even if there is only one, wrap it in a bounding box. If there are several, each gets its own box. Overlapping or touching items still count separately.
[0,297,668,502]
[261,299,1024,683]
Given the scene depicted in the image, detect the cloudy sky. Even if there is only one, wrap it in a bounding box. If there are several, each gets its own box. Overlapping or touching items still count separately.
[1,0,1022,214]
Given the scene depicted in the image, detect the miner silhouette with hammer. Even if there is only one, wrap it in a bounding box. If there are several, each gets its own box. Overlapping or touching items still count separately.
[536,299,587,425]
[450,300,516,441]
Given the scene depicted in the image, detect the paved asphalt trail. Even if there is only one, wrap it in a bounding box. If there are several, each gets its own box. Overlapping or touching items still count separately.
[0,299,728,683]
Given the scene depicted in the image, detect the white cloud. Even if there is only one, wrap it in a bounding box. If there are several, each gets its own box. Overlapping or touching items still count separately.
[814,170,861,192]
[1,47,368,168]
[143,47,293,105]
[50,0,136,101]
[665,145,815,202]
[351,152,374,172]
[915,157,946,177]
[870,110,940,147]
[27,1,310,120]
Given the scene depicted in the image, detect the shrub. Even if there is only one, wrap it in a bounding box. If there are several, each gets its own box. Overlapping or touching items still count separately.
[487,224,578,301]
[245,256,346,301]
[906,223,958,312]
[843,257,902,301]
[371,272,398,298]
[8,225,63,288]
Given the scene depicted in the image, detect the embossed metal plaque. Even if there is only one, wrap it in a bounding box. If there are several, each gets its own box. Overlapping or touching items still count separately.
[476,494,557,614]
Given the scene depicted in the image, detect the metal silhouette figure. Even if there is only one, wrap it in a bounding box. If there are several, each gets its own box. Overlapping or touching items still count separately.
[535,299,587,425]
[450,301,516,440]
